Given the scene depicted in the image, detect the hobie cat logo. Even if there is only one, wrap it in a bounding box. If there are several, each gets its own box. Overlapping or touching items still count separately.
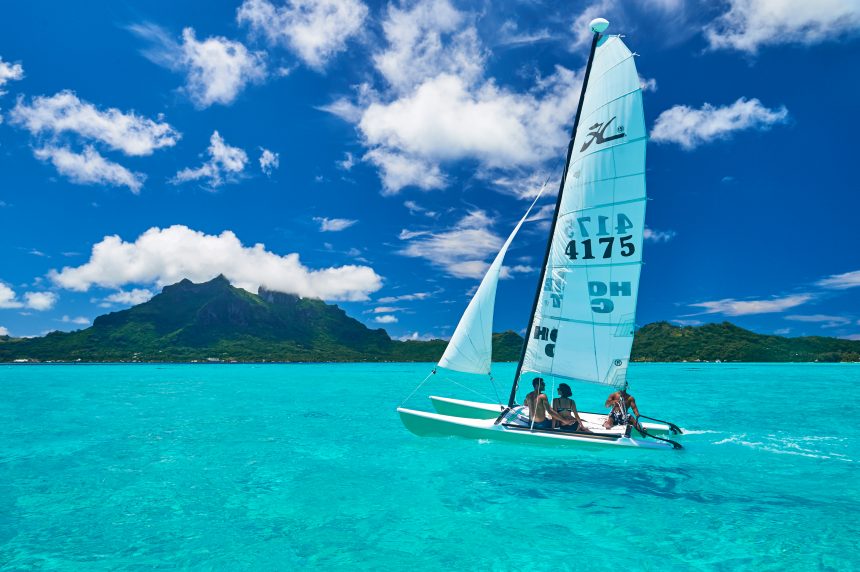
[533,325,558,357]
[580,116,625,152]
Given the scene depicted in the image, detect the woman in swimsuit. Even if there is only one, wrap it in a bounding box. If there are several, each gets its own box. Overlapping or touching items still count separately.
[551,383,590,432]
[523,378,576,430]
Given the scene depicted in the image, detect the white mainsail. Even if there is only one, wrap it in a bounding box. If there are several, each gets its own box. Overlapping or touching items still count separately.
[520,34,646,388]
[438,191,544,375]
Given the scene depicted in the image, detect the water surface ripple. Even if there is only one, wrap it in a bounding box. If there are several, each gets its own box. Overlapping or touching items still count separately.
[0,363,857,571]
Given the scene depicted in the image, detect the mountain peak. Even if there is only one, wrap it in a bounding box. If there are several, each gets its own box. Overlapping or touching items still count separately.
[258,286,300,305]
[161,275,232,295]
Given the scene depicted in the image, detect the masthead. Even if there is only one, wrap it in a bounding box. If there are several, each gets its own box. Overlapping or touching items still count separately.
[589,18,609,34]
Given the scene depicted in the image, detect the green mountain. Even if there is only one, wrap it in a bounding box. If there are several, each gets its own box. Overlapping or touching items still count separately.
[631,321,860,362]
[1,278,857,363]
[0,276,523,363]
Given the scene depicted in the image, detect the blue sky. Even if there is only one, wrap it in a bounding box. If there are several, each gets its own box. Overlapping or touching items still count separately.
[1,0,859,341]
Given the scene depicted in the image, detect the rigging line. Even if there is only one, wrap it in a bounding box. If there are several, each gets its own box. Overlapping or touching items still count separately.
[440,376,500,404]
[399,369,436,407]
[488,373,502,405]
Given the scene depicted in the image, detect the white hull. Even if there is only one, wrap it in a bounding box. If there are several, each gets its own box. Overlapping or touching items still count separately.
[398,408,680,450]
[429,395,679,436]
[429,395,505,419]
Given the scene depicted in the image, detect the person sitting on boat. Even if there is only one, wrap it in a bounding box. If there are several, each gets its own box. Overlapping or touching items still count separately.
[524,377,576,430]
[603,388,643,432]
[552,383,591,432]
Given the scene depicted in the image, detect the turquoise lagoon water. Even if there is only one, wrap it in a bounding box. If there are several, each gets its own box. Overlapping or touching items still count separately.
[0,363,858,571]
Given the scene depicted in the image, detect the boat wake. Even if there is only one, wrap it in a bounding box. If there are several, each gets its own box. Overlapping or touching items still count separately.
[713,433,854,462]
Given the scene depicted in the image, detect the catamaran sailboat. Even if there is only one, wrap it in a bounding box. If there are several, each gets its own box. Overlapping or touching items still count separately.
[397,18,682,450]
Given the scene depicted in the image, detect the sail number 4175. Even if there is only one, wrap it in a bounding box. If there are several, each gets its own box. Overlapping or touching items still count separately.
[564,213,636,260]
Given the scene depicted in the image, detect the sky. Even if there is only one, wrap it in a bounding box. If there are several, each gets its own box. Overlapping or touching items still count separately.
[1,0,859,342]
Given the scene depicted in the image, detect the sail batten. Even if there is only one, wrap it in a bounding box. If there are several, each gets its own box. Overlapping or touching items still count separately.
[518,33,647,390]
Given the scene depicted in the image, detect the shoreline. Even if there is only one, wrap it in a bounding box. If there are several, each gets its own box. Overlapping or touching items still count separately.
[2,360,857,366]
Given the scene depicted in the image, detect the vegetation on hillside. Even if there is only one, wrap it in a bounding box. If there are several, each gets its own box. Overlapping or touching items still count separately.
[0,276,523,363]
[1,278,857,363]
[631,321,860,362]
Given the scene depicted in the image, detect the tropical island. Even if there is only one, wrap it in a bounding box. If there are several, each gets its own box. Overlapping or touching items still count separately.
[0,276,858,363]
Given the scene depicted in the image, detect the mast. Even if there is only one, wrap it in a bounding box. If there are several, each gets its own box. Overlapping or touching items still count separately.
[506,19,609,408]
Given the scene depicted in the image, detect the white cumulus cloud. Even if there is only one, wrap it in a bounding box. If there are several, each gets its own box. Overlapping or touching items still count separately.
[373,0,484,94]
[25,291,58,311]
[0,282,58,311]
[0,283,19,308]
[314,217,357,232]
[103,288,154,306]
[0,56,24,95]
[361,75,535,166]
[48,225,382,301]
[259,147,280,175]
[9,90,180,155]
[705,0,860,53]
[61,315,90,326]
[34,146,145,193]
[130,24,266,108]
[373,314,398,324]
[690,294,811,316]
[322,0,583,195]
[237,0,368,70]
[8,90,178,192]
[359,68,581,194]
[180,28,266,107]
[0,326,9,336]
[651,97,788,149]
[363,149,446,194]
[173,131,248,189]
